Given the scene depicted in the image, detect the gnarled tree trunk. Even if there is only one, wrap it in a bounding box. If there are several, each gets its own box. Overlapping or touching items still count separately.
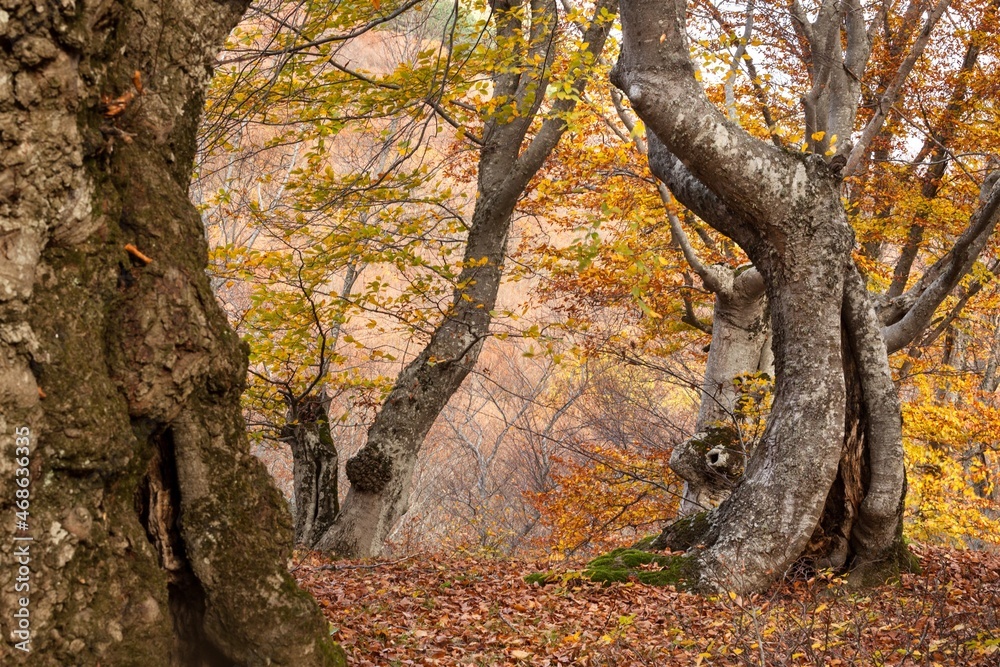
[670,265,771,516]
[0,2,343,664]
[615,0,1000,591]
[611,0,912,591]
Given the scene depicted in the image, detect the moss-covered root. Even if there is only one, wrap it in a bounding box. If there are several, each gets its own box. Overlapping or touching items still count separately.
[847,539,922,589]
[584,549,699,587]
[525,549,699,589]
[650,510,716,552]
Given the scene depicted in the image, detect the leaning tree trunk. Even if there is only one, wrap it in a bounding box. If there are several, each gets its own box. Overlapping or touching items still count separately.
[0,2,343,665]
[318,0,617,557]
[317,197,517,557]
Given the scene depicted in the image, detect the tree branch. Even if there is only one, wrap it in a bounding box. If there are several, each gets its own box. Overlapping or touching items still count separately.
[664,186,732,296]
[645,133,758,253]
[612,0,801,228]
[883,174,1000,353]
[844,0,953,177]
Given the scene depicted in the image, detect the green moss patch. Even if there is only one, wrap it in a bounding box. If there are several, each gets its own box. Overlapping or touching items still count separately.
[525,549,697,589]
[584,548,696,587]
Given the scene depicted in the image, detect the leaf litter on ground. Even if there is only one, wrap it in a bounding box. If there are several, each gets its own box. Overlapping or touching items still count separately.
[294,542,1000,666]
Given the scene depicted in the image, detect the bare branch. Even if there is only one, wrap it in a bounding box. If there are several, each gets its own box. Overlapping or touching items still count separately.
[663,185,732,296]
[844,0,953,177]
[883,175,1000,353]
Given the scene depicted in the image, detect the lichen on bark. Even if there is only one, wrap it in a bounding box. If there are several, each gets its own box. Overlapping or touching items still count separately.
[0,1,344,664]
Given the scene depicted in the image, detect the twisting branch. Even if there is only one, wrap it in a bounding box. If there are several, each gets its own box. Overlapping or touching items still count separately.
[608,85,733,296]
[611,0,802,232]
[664,187,732,297]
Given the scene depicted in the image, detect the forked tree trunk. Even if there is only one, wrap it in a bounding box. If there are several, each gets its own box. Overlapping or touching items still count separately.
[318,0,618,557]
[686,213,857,593]
[612,0,912,588]
[660,259,909,584]
[0,3,343,664]
[652,215,910,590]
[632,0,1000,587]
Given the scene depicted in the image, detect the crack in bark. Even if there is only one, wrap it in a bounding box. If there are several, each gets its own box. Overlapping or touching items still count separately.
[136,427,232,667]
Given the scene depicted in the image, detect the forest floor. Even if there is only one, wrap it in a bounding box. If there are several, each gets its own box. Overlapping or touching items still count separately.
[294,543,1000,666]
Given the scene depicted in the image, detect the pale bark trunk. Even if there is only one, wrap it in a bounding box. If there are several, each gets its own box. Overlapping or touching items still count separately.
[688,217,853,593]
[616,0,1000,592]
[0,2,343,664]
[612,0,910,592]
[671,269,771,515]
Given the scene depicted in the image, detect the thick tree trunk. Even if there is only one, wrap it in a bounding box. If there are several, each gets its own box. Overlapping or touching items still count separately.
[685,211,854,593]
[284,394,339,548]
[0,3,343,664]
[612,0,917,592]
[655,255,911,589]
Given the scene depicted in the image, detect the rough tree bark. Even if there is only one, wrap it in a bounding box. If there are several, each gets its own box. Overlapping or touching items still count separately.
[0,2,344,664]
[318,0,618,557]
[609,96,774,517]
[611,0,1000,593]
[284,392,339,547]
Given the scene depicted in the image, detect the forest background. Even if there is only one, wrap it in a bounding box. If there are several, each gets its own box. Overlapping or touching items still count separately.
[195,0,1000,563]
